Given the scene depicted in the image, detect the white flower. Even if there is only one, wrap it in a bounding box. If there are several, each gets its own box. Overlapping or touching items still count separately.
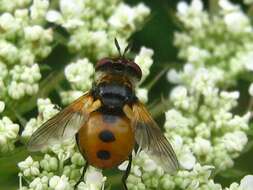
[136,88,148,103]
[172,135,196,170]
[225,175,253,190]
[240,175,253,190]
[0,101,5,113]
[135,47,154,82]
[50,138,76,161]
[8,64,41,99]
[0,41,18,64]
[71,152,85,166]
[177,2,189,15]
[0,13,20,35]
[244,52,253,71]
[22,98,59,142]
[0,116,19,153]
[64,58,94,91]
[46,10,63,23]
[224,12,252,33]
[40,154,58,172]
[90,31,108,49]
[170,86,191,110]
[24,25,45,41]
[21,118,38,140]
[49,175,71,190]
[192,137,212,156]
[29,0,49,22]
[60,90,83,105]
[18,156,40,177]
[167,69,181,84]
[143,158,157,172]
[186,46,210,64]
[60,0,84,18]
[249,83,253,96]
[29,176,49,190]
[191,0,203,12]
[220,91,240,100]
[165,109,191,130]
[222,131,248,152]
[77,167,106,190]
[109,3,136,30]
[219,0,240,12]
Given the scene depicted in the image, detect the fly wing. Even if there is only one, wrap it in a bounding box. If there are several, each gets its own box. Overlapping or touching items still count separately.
[28,93,95,151]
[132,102,179,173]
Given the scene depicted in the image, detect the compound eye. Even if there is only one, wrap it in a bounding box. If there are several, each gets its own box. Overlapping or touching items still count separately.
[113,64,123,72]
[96,58,113,71]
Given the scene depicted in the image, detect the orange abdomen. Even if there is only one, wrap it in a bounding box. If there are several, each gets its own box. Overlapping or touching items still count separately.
[77,111,135,169]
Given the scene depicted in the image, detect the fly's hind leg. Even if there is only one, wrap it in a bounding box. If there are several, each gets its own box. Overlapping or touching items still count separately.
[122,155,132,190]
[74,162,89,189]
[74,134,89,190]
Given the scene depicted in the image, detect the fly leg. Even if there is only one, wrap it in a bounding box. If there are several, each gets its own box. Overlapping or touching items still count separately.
[122,155,132,190]
[74,162,89,189]
[74,134,89,190]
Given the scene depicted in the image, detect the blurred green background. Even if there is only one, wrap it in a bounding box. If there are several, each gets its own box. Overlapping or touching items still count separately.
[1,0,253,189]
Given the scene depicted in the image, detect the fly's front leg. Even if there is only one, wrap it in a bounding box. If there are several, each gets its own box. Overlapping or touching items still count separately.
[122,155,132,190]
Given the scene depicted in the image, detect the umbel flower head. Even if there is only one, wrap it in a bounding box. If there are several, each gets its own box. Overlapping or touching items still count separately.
[174,0,253,86]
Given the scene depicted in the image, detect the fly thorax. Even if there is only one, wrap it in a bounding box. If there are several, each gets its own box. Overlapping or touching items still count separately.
[92,82,136,110]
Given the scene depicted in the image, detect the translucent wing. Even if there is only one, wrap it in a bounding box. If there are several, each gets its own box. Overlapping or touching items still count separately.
[132,102,179,173]
[28,93,94,151]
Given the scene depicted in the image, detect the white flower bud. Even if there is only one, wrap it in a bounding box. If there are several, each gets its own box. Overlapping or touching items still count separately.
[193,137,212,156]
[224,12,251,33]
[249,83,253,96]
[40,154,58,172]
[240,175,253,190]
[135,47,154,81]
[18,156,40,177]
[46,10,63,23]
[65,58,94,91]
[222,131,248,152]
[0,101,5,113]
[24,25,44,41]
[136,88,148,103]
[49,175,70,190]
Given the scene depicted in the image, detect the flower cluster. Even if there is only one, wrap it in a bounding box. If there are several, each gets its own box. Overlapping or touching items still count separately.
[166,65,250,171]
[46,0,150,60]
[0,116,19,154]
[123,150,222,190]
[0,0,53,101]
[174,0,253,87]
[19,98,106,190]
[61,58,95,105]
[125,65,250,190]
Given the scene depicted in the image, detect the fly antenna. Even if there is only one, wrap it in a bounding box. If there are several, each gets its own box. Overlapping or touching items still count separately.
[123,40,133,58]
[114,38,122,57]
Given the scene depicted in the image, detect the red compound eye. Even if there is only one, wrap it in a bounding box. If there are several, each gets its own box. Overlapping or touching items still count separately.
[96,57,142,81]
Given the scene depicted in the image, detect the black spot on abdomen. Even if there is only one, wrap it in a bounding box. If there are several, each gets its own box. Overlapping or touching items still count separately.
[97,150,111,160]
[99,130,116,142]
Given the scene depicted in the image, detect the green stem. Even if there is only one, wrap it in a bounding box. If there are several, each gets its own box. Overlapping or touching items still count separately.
[209,0,219,15]
[149,97,171,118]
[146,65,169,91]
